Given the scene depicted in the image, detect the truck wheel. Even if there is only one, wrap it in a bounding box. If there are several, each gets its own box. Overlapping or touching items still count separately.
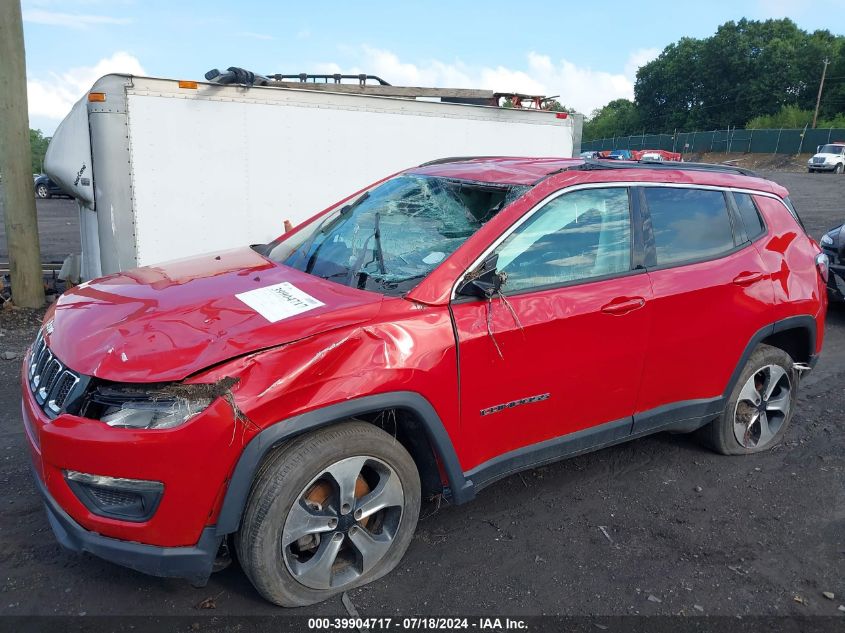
[36,184,51,198]
[835,164,844,174]
[236,420,421,607]
[698,344,796,455]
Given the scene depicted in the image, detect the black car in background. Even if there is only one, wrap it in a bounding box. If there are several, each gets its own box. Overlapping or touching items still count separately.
[33,174,68,199]
[821,223,845,301]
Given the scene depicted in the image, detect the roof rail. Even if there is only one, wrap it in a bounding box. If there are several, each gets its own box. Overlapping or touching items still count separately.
[571,159,759,178]
[417,156,500,167]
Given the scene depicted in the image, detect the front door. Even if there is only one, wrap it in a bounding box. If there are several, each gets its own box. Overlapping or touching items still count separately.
[451,186,652,473]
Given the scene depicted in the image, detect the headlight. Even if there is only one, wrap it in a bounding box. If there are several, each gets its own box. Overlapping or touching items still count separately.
[82,379,236,430]
[101,397,212,429]
[821,233,834,246]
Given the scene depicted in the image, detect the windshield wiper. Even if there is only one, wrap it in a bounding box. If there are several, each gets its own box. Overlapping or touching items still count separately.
[373,210,386,275]
[346,210,386,286]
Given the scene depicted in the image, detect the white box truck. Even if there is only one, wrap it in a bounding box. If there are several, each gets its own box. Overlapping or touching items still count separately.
[45,74,582,281]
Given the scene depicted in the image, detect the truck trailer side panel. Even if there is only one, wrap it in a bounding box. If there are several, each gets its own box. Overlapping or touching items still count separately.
[48,74,581,277]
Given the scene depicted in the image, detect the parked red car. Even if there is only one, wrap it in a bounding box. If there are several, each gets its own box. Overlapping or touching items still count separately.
[632,149,683,162]
[22,157,827,606]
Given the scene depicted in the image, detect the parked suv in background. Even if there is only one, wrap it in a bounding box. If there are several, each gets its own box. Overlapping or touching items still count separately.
[22,157,827,607]
[821,222,845,300]
[33,174,68,199]
[807,143,845,173]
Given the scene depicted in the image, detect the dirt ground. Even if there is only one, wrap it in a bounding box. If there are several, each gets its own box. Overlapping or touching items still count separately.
[0,171,843,623]
[691,152,816,172]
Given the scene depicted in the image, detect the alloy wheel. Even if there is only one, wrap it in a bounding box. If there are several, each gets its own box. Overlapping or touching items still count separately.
[281,455,405,590]
[733,364,791,449]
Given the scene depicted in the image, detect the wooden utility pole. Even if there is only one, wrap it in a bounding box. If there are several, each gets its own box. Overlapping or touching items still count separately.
[811,58,830,129]
[0,0,44,308]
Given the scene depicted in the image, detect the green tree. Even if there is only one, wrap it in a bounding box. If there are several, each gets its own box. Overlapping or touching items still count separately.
[746,105,814,129]
[30,129,50,174]
[583,99,641,141]
[634,18,845,132]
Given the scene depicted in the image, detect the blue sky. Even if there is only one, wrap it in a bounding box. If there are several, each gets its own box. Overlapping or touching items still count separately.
[22,0,845,134]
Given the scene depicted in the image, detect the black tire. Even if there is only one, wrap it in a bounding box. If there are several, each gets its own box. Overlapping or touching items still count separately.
[235,420,421,607]
[36,184,51,199]
[835,163,844,174]
[697,344,796,455]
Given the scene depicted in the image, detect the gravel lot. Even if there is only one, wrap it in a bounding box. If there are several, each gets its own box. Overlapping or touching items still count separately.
[0,171,843,622]
[0,184,79,264]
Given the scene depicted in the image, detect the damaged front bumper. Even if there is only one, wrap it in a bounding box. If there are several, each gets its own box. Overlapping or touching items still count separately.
[21,359,249,582]
[31,466,221,585]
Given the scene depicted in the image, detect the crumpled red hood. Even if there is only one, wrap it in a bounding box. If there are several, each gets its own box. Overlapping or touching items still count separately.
[45,248,383,382]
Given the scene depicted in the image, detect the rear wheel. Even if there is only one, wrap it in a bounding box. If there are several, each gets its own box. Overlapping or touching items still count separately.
[36,184,50,198]
[698,344,796,455]
[236,421,421,607]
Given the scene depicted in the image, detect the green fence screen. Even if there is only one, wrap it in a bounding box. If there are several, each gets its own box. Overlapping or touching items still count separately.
[582,128,845,154]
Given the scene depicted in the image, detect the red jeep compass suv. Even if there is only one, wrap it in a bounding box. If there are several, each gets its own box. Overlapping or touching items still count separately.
[22,158,827,606]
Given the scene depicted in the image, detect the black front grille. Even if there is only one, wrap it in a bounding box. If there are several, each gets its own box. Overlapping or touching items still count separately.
[27,329,86,418]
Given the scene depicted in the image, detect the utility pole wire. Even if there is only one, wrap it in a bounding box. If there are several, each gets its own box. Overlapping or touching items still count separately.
[812,58,830,129]
[0,0,44,308]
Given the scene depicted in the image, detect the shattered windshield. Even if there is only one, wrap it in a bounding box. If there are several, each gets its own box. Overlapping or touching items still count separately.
[265,175,528,295]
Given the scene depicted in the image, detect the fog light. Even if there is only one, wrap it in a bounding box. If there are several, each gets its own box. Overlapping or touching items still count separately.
[64,470,164,522]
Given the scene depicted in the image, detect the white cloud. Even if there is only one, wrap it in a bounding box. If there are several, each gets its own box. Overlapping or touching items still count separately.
[27,52,145,122]
[23,9,130,28]
[236,31,274,41]
[317,46,659,115]
[624,48,660,79]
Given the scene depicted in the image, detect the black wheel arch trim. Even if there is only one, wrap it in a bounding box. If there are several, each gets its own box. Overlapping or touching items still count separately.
[214,391,474,536]
[724,314,817,398]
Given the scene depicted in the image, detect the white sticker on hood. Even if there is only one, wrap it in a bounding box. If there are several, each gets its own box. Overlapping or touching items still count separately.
[235,282,325,323]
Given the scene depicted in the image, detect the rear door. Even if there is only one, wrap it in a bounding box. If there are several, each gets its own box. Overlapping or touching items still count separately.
[452,186,653,472]
[634,185,775,431]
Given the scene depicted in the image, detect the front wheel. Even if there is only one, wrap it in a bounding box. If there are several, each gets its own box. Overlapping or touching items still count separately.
[236,421,421,607]
[698,344,796,455]
[835,163,844,174]
[36,184,50,198]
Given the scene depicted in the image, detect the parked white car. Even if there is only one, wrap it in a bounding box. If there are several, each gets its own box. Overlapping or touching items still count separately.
[808,143,845,173]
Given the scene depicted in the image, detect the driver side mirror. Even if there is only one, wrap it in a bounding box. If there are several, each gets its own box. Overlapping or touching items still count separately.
[456,254,503,299]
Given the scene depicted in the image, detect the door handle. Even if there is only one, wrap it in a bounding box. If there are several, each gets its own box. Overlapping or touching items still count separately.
[733,271,764,286]
[601,296,646,315]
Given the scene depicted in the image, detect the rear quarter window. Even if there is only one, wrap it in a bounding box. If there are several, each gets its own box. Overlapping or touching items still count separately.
[782,196,806,231]
[644,187,735,266]
[732,192,766,241]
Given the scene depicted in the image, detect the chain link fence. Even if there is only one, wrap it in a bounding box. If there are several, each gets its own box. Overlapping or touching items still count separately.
[582,127,845,154]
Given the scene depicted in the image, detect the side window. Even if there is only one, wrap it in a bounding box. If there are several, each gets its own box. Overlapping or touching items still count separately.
[493,188,632,293]
[644,187,735,266]
[732,192,766,240]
